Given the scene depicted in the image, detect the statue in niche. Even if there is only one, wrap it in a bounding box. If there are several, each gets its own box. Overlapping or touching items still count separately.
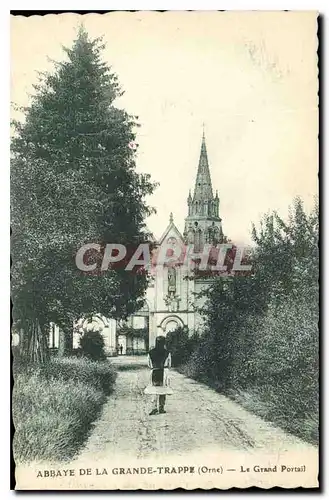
[167,266,176,293]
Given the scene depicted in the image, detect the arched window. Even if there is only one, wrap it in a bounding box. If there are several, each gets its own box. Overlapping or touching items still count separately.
[194,228,202,252]
[204,200,208,215]
[188,228,195,244]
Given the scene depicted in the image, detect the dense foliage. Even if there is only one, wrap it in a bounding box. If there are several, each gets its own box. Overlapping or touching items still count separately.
[11,27,156,360]
[180,197,319,443]
[79,330,107,361]
[165,327,199,367]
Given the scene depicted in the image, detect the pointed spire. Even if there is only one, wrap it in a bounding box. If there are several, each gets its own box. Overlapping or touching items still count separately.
[184,126,222,244]
[169,212,173,223]
[193,129,213,202]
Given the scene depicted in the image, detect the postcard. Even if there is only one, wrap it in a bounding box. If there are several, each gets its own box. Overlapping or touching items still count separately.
[11,11,319,490]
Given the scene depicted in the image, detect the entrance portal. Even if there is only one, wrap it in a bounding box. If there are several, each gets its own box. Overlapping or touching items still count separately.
[164,320,180,334]
[159,315,185,336]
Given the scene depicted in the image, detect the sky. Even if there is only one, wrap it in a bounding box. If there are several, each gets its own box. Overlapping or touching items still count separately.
[11,11,318,244]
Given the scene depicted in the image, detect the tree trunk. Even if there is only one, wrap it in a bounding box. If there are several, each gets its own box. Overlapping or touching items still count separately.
[58,325,73,357]
[23,319,50,364]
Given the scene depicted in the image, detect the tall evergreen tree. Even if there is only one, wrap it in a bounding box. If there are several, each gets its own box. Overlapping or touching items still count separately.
[11,27,156,361]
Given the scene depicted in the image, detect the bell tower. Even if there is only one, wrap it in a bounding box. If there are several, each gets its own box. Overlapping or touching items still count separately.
[184,128,223,250]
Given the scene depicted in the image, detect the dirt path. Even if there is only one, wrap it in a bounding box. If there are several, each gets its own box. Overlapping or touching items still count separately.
[16,356,318,489]
[75,356,312,462]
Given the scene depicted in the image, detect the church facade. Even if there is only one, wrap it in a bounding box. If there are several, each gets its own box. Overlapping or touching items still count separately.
[114,131,225,354]
[47,132,225,356]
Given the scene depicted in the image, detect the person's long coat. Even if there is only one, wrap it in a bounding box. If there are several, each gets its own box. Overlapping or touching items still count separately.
[144,350,173,395]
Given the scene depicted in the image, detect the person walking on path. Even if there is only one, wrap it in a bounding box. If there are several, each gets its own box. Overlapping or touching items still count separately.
[144,336,173,415]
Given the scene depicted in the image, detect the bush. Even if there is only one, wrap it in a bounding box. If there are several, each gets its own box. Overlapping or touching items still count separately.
[179,324,239,391]
[239,292,318,444]
[165,327,199,367]
[180,289,319,444]
[79,330,106,361]
[13,357,117,463]
[179,338,216,385]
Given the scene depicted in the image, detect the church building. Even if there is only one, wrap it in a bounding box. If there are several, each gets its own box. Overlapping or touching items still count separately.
[115,131,225,354]
[47,131,225,356]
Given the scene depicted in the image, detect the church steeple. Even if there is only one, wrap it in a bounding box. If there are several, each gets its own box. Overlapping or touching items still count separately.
[189,131,218,219]
[184,128,223,249]
[193,129,213,204]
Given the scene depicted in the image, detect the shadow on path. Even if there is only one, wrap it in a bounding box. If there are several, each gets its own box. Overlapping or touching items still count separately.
[110,355,148,372]
[115,364,146,372]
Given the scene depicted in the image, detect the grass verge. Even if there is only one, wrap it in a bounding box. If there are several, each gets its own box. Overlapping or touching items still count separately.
[13,356,117,464]
[229,386,318,446]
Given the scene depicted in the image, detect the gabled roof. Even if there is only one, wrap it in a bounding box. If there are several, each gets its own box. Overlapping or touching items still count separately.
[158,212,184,245]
